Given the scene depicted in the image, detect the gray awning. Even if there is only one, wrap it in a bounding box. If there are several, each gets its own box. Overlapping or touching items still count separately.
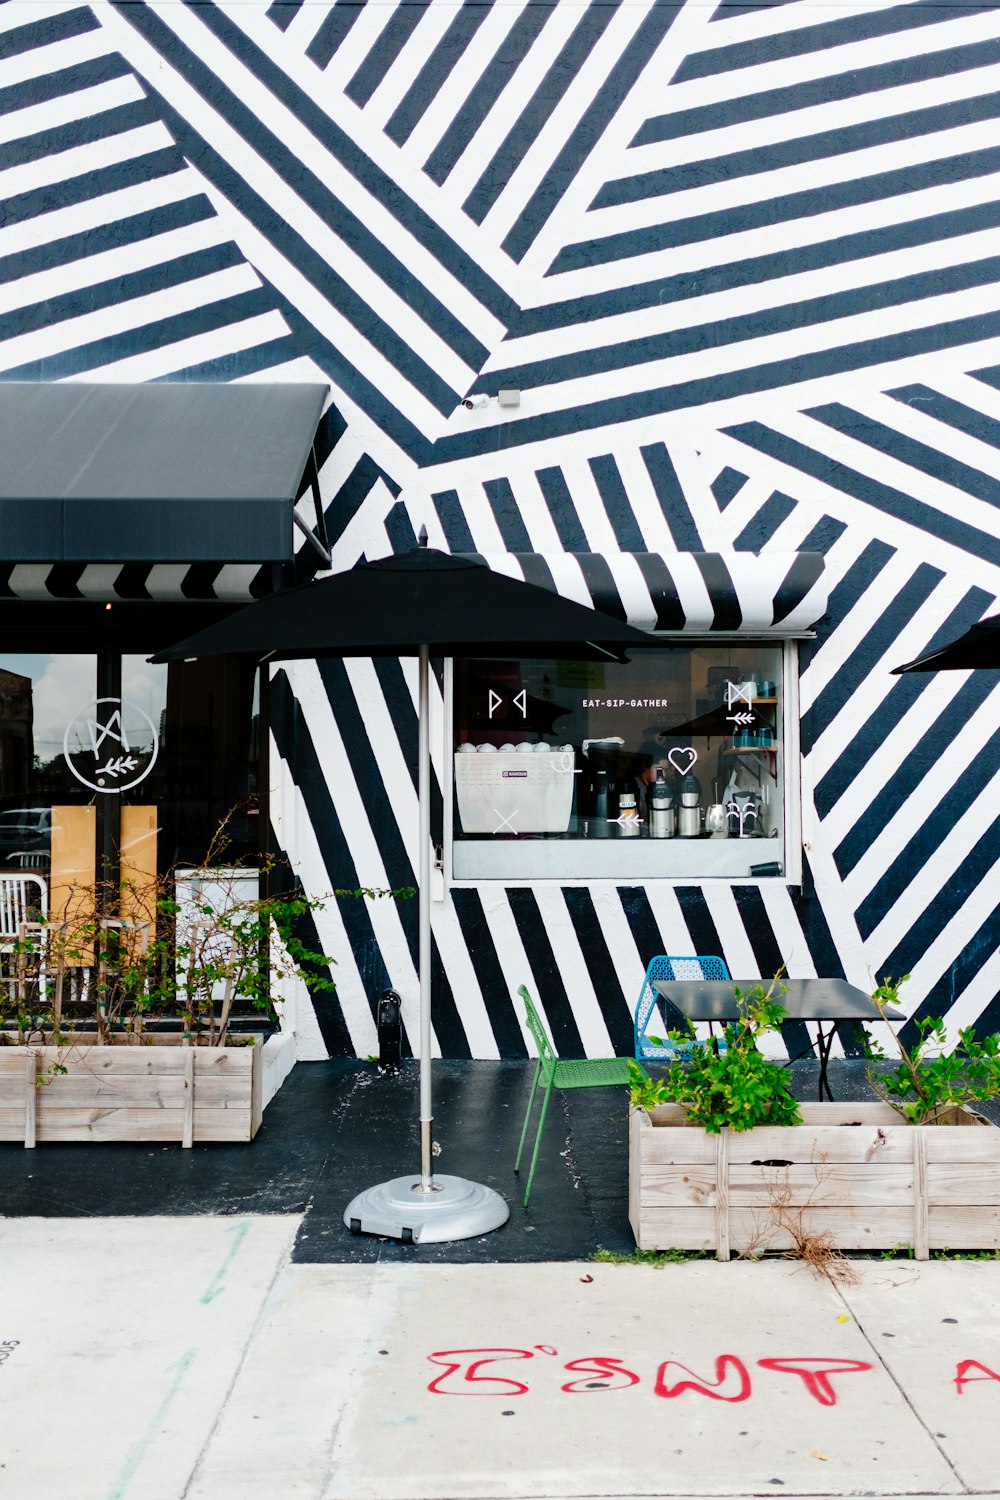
[0,382,328,564]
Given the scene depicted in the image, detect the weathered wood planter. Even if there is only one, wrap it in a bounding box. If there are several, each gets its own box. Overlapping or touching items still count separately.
[0,1039,262,1147]
[630,1101,1000,1260]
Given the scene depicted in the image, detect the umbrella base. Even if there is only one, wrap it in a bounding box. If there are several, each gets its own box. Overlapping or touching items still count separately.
[343,1173,510,1244]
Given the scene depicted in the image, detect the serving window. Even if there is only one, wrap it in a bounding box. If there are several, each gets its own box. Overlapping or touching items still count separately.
[450,644,795,880]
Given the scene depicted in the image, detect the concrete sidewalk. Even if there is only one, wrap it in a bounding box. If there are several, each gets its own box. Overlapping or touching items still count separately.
[1,1215,998,1500]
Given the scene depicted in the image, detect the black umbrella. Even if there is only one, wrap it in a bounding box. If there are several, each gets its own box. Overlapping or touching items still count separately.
[892,614,1000,673]
[153,544,654,1243]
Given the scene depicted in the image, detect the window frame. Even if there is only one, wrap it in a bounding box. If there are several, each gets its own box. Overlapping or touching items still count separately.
[442,639,803,888]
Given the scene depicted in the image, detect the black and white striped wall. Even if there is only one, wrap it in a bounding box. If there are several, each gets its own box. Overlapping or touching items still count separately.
[2,0,998,1059]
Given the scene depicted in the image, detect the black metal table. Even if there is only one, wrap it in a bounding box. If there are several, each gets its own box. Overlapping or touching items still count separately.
[651,978,905,1100]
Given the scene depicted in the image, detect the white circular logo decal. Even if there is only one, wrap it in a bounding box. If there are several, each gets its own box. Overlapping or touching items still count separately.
[63,697,159,794]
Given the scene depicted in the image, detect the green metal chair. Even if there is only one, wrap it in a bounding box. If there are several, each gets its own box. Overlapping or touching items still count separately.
[513,983,647,1208]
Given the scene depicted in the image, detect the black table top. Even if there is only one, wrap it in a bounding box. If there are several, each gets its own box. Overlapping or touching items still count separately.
[651,977,905,1023]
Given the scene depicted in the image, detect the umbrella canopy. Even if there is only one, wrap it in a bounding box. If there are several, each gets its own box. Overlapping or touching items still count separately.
[892,614,1000,673]
[152,545,655,1243]
[151,547,654,663]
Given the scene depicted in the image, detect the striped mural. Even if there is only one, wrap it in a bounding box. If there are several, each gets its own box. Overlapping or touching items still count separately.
[2,0,999,1062]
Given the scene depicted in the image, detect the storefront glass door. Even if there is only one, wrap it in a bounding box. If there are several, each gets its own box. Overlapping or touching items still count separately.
[0,648,262,911]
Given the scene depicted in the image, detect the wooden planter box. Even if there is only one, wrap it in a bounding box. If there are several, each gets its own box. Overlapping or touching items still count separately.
[0,1039,263,1147]
[629,1101,1000,1261]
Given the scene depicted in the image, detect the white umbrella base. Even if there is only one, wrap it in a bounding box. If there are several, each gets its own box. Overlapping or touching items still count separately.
[343,1173,510,1244]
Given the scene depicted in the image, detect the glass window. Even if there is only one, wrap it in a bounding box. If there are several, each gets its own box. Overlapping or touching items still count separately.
[0,653,97,873]
[452,645,789,880]
[121,655,261,871]
[0,651,262,888]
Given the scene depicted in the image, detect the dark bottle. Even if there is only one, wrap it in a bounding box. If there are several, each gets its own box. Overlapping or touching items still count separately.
[590,768,610,837]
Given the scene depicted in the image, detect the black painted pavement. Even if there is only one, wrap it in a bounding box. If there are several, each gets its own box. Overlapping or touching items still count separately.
[0,1058,961,1263]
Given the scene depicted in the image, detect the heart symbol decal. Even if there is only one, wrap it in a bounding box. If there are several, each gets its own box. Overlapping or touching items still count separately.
[668,746,698,777]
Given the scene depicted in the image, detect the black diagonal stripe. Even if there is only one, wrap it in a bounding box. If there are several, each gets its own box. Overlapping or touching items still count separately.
[818,582,989,825]
[433,490,476,552]
[812,563,948,821]
[675,887,726,967]
[632,553,686,630]
[536,467,589,550]
[428,927,471,1060]
[44,565,85,599]
[791,870,864,1058]
[799,539,895,757]
[673,1,996,83]
[114,565,152,600]
[516,553,558,593]
[589,455,645,550]
[798,516,848,554]
[731,887,809,1060]
[306,0,365,67]
[856,742,1000,940]
[772,553,824,625]
[887,843,1000,1053]
[833,665,996,878]
[345,1,424,107]
[640,443,703,550]
[507,889,584,1057]
[269,669,368,1056]
[385,503,418,553]
[180,565,224,600]
[370,654,446,847]
[483,478,532,550]
[451,888,527,1058]
[574,553,626,618]
[694,555,741,631]
[617,885,678,1025]
[563,887,633,1054]
[733,492,795,552]
[0,5,98,59]
[711,467,748,512]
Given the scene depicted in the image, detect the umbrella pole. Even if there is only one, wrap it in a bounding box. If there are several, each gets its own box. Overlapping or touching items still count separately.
[418,642,433,1190]
[342,641,508,1242]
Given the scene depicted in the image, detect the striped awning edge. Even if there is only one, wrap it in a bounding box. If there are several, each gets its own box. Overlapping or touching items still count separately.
[0,562,267,603]
[460,553,827,635]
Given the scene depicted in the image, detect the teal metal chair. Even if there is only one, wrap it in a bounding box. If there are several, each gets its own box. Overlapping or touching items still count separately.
[514,983,647,1208]
[634,954,731,1061]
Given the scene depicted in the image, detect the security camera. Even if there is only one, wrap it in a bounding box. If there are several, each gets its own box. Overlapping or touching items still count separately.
[462,393,491,410]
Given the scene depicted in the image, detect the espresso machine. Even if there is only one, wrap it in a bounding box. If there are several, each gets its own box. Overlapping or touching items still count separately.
[677,772,702,838]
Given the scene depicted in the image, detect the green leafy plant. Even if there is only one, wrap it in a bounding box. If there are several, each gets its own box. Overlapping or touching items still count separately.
[628,977,801,1133]
[864,976,1000,1124]
[590,1245,709,1265]
[1,827,415,1049]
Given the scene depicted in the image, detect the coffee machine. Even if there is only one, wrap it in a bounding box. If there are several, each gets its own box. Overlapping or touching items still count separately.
[677,772,702,838]
[580,738,625,837]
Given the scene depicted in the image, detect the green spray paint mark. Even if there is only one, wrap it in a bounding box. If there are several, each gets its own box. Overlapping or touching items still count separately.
[107,1348,196,1500]
[200,1220,250,1305]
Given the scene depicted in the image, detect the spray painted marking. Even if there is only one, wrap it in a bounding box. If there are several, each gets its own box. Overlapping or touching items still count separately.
[200,1220,250,1305]
[426,1348,874,1404]
[0,1339,19,1367]
[107,1348,196,1499]
[955,1360,1000,1392]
